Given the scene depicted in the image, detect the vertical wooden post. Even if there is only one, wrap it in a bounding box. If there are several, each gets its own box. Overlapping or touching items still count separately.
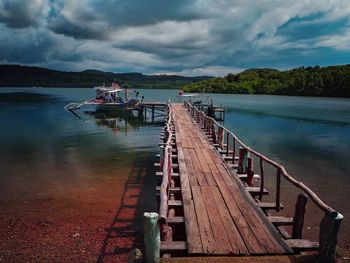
[259,158,264,201]
[206,117,211,135]
[219,127,224,148]
[206,117,211,134]
[246,157,254,187]
[232,138,236,164]
[276,168,281,212]
[144,212,160,263]
[238,147,247,174]
[159,147,164,170]
[292,194,308,239]
[226,132,230,157]
[211,122,217,144]
[145,107,147,121]
[318,212,343,263]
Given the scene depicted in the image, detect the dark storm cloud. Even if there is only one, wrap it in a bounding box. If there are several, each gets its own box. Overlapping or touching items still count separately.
[47,0,203,40]
[276,13,349,42]
[49,16,109,40]
[1,0,350,76]
[0,27,55,63]
[0,0,44,28]
[94,0,202,27]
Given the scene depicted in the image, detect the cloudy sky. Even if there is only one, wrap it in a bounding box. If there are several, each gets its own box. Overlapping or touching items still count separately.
[1,0,350,76]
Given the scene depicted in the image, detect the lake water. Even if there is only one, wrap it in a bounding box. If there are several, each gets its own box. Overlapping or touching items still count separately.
[0,87,349,259]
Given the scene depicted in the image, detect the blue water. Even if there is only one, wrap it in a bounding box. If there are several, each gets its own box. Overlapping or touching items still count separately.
[0,87,349,241]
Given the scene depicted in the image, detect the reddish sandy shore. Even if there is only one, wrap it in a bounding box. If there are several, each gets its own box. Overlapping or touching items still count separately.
[0,169,348,262]
[0,166,155,262]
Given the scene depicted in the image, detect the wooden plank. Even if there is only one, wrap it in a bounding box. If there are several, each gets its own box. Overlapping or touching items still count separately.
[256,202,284,210]
[160,255,318,263]
[156,172,180,178]
[285,239,319,251]
[177,146,202,253]
[227,186,287,254]
[203,172,217,186]
[160,241,187,251]
[201,186,232,254]
[195,172,208,186]
[268,216,294,226]
[237,173,260,180]
[189,148,204,173]
[215,162,234,187]
[210,187,249,255]
[210,174,264,254]
[168,200,183,206]
[245,186,269,195]
[196,148,217,186]
[167,216,185,224]
[194,148,211,173]
[192,186,217,254]
[156,186,181,192]
[183,148,198,186]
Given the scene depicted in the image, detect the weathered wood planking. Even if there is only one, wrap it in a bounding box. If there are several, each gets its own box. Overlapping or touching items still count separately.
[175,117,202,253]
[201,186,234,254]
[171,104,291,256]
[192,186,217,254]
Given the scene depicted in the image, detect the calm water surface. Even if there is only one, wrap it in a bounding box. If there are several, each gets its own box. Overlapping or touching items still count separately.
[0,87,349,242]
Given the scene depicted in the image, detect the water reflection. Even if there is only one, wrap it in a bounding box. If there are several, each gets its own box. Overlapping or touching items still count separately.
[82,107,165,134]
[0,91,59,104]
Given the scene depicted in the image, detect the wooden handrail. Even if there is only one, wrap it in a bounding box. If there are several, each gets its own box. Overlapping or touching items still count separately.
[184,100,338,216]
[158,104,174,226]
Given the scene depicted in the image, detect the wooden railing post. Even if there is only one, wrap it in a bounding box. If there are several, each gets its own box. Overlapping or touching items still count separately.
[238,147,248,174]
[318,212,344,263]
[144,212,160,263]
[206,117,210,135]
[218,127,224,148]
[232,138,236,164]
[211,121,217,144]
[226,132,230,157]
[276,168,281,212]
[246,157,254,187]
[259,158,264,201]
[292,194,308,239]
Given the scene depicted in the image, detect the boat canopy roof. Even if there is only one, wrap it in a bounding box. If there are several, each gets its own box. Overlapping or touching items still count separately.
[178,93,200,97]
[94,86,124,93]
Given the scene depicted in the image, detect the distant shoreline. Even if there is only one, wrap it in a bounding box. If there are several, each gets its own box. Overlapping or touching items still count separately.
[183,65,350,98]
[0,64,211,90]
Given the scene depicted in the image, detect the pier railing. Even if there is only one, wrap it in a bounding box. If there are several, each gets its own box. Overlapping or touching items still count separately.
[184,100,343,262]
[158,103,175,241]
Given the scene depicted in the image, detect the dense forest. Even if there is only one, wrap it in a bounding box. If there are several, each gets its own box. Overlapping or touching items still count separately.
[182,65,350,97]
[0,65,210,89]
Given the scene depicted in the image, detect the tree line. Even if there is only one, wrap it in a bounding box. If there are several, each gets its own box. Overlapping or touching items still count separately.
[0,65,211,89]
[182,65,350,97]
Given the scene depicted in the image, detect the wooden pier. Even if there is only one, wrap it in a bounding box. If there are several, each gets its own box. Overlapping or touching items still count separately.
[150,102,343,263]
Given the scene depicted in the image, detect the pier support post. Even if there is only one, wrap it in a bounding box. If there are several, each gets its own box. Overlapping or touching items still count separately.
[238,147,248,174]
[292,194,308,239]
[318,212,343,263]
[246,157,254,186]
[144,212,160,263]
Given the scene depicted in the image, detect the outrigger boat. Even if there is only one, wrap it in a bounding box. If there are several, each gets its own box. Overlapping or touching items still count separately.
[177,90,226,121]
[177,90,211,106]
[64,81,142,112]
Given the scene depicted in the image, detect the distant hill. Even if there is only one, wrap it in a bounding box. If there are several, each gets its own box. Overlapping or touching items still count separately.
[182,65,350,97]
[0,64,211,89]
